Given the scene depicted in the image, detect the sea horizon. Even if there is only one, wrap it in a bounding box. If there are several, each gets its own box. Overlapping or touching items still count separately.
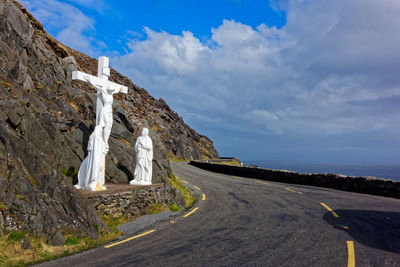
[242,160,400,181]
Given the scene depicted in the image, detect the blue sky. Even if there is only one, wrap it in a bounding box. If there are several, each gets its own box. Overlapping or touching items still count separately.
[22,0,400,164]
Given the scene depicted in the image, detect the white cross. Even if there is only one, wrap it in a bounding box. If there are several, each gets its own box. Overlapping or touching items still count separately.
[72,56,128,94]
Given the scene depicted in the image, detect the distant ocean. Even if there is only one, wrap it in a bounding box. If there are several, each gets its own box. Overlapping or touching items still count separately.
[243,160,400,181]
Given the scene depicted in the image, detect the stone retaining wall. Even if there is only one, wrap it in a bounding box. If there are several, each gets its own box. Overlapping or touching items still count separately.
[190,161,400,199]
[85,184,181,219]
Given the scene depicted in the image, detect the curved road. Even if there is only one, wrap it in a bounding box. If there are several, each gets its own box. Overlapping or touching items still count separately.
[39,162,400,266]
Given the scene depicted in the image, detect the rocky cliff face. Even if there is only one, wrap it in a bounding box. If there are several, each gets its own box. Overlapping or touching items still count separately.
[0,0,218,241]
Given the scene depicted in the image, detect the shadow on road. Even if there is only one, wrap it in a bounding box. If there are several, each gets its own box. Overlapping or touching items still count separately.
[323,209,400,253]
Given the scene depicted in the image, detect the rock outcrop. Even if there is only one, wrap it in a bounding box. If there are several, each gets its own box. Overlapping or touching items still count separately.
[0,0,218,241]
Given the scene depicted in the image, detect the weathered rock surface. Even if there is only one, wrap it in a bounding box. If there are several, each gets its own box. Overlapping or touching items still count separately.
[86,184,182,220]
[0,0,218,241]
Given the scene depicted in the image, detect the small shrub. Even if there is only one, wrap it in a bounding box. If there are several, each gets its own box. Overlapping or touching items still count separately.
[0,202,8,212]
[39,251,52,260]
[65,236,81,246]
[167,174,196,208]
[0,81,12,87]
[59,168,78,178]
[149,204,164,214]
[169,203,180,212]
[7,231,25,241]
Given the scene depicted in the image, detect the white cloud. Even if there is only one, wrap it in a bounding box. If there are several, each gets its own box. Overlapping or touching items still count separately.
[114,0,400,142]
[21,0,103,56]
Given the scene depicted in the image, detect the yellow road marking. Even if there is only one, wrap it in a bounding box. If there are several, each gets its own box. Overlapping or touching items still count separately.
[183,207,199,218]
[285,187,296,193]
[104,230,156,248]
[320,202,339,218]
[256,181,270,185]
[202,193,206,200]
[194,186,201,191]
[182,180,189,184]
[347,241,355,267]
[285,187,303,194]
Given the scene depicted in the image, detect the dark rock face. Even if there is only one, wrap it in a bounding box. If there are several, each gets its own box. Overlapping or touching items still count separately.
[0,0,218,241]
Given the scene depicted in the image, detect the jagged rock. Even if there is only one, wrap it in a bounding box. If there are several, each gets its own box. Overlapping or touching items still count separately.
[47,231,65,246]
[21,236,32,249]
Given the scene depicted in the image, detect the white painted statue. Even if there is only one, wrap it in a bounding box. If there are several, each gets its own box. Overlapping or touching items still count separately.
[130,128,153,185]
[75,120,107,191]
[72,56,128,191]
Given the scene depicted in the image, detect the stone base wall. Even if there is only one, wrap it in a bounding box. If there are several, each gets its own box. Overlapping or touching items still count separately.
[85,184,179,219]
[190,161,400,199]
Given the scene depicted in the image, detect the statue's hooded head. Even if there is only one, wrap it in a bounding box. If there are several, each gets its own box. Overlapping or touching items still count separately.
[142,128,149,136]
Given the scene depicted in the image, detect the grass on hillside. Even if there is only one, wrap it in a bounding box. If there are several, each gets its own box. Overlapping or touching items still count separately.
[217,158,242,167]
[0,214,126,267]
[167,174,196,209]
[169,158,190,163]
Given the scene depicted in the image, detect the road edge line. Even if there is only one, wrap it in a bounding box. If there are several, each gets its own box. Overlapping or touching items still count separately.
[104,230,156,248]
[183,207,199,218]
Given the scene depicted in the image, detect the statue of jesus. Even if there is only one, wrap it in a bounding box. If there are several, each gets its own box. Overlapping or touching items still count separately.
[84,75,118,153]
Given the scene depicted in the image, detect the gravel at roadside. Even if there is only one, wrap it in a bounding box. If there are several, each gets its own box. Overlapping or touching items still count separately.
[117,211,180,234]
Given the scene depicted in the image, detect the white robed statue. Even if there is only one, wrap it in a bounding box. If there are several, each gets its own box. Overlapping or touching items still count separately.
[75,119,107,191]
[130,128,153,185]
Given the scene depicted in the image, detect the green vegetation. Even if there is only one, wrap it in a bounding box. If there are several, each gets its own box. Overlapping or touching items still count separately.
[0,177,189,266]
[195,140,212,160]
[169,203,180,212]
[0,213,128,266]
[59,169,78,177]
[148,202,182,214]
[59,169,68,176]
[0,202,8,212]
[167,151,189,162]
[7,232,25,241]
[0,80,12,87]
[169,158,189,163]
[167,174,196,208]
[65,236,82,246]
[149,203,165,214]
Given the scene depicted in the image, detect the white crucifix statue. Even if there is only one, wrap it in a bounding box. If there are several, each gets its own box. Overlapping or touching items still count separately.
[72,56,128,191]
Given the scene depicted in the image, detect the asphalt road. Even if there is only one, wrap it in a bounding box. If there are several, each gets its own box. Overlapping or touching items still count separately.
[38,162,400,266]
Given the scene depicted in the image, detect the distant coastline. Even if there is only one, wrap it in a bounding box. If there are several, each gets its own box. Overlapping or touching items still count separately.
[243,160,400,181]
